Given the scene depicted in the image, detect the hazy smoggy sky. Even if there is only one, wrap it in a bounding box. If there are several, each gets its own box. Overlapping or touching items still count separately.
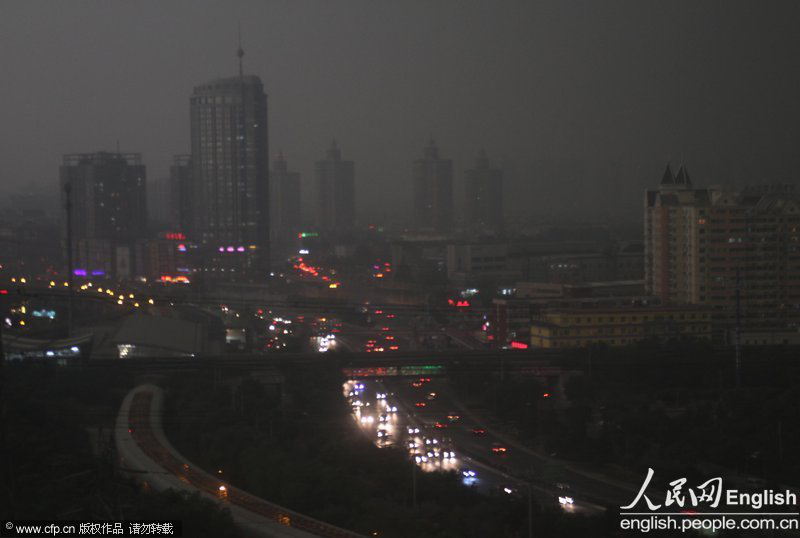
[2,1,800,222]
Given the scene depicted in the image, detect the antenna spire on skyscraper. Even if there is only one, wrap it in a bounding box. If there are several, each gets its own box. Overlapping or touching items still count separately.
[237,22,245,77]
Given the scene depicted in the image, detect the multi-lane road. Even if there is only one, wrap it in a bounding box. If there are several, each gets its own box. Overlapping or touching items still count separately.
[344,375,609,515]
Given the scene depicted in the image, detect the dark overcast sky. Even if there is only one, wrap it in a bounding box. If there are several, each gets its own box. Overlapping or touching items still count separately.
[2,1,800,222]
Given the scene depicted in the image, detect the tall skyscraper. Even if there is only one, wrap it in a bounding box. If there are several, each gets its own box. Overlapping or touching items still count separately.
[190,41,269,277]
[315,140,355,234]
[413,138,453,232]
[270,152,301,243]
[645,164,800,335]
[465,149,503,233]
[169,154,192,234]
[60,151,147,279]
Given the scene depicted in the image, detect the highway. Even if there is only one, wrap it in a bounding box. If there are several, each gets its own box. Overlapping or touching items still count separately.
[344,376,605,516]
[392,377,642,510]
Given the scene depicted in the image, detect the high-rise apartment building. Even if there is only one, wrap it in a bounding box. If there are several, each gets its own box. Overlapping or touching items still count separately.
[59,151,147,279]
[465,150,503,233]
[645,165,800,333]
[413,138,453,233]
[315,140,355,234]
[190,45,269,276]
[270,152,301,243]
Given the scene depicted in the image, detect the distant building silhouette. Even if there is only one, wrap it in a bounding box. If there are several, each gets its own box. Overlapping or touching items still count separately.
[413,138,453,232]
[60,151,147,279]
[315,140,355,234]
[270,152,301,243]
[189,42,269,277]
[465,150,503,233]
[168,154,192,234]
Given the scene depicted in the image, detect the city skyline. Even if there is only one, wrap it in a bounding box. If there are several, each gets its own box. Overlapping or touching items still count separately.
[4,2,800,223]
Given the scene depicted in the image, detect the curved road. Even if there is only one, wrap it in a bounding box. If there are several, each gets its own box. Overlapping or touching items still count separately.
[116,384,363,538]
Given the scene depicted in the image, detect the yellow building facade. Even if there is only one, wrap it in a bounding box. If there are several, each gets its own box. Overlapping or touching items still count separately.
[530,305,712,348]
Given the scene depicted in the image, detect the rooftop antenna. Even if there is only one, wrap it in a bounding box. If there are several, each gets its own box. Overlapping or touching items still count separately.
[237,22,245,78]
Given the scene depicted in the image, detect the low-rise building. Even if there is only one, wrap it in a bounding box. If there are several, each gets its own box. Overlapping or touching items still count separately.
[530,305,712,348]
[446,242,520,286]
[490,280,646,344]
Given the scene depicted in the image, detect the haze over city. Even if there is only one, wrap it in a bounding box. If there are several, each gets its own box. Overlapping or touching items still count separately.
[3,2,800,537]
[3,1,800,221]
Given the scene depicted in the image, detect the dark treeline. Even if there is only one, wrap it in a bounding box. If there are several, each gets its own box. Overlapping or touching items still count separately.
[451,341,800,494]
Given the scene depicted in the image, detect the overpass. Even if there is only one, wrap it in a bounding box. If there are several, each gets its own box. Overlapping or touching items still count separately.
[21,346,753,392]
[65,348,588,372]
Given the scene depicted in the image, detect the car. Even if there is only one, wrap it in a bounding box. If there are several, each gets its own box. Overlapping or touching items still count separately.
[491,443,507,454]
[415,402,426,408]
[558,495,574,507]
[446,412,460,422]
[381,326,390,331]
[471,427,486,436]
[426,392,437,400]
[461,468,478,484]
[411,381,423,388]
[434,422,448,429]
[389,345,399,350]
